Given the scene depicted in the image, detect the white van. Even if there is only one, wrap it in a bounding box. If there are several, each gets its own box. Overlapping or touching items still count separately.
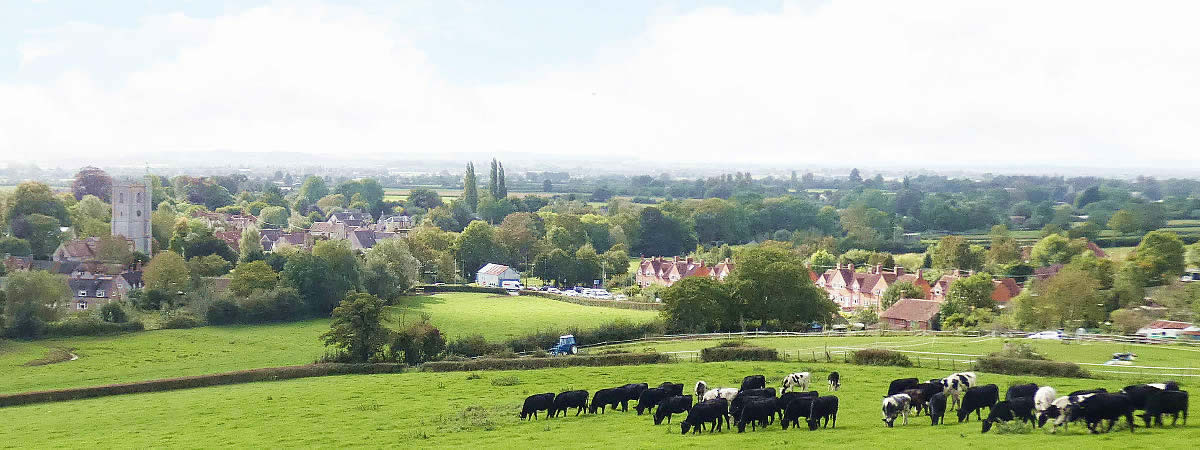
[501,280,523,292]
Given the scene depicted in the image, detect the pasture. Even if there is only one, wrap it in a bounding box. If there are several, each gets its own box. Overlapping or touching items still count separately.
[0,361,1194,447]
[0,293,657,393]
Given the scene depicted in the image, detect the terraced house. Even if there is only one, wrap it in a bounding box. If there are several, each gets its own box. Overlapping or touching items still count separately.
[814,263,930,311]
[635,256,734,287]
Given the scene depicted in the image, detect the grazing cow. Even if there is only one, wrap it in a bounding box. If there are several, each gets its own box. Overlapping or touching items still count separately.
[902,389,930,416]
[659,382,684,397]
[940,372,977,411]
[1148,381,1180,391]
[590,388,625,414]
[740,375,767,392]
[782,372,811,393]
[730,388,777,421]
[1006,383,1038,401]
[1034,386,1058,427]
[981,397,1036,433]
[1069,388,1106,397]
[1123,384,1169,411]
[615,383,648,411]
[1044,393,1100,431]
[807,396,839,431]
[680,398,729,434]
[887,378,921,397]
[828,372,841,391]
[1066,392,1136,434]
[695,381,739,402]
[654,395,694,425]
[928,392,948,425]
[636,387,669,416]
[781,396,816,430]
[550,390,588,417]
[1140,390,1188,427]
[957,384,999,423]
[736,397,777,432]
[882,393,912,427]
[776,391,818,423]
[520,393,555,420]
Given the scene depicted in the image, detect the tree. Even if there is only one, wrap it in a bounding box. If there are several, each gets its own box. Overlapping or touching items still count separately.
[71,166,113,201]
[660,276,734,332]
[239,226,264,263]
[1130,230,1186,285]
[228,260,278,297]
[462,162,479,212]
[144,251,191,293]
[361,238,421,300]
[807,249,836,271]
[727,245,836,329]
[1074,186,1102,209]
[321,293,388,362]
[543,179,553,192]
[8,182,70,226]
[1017,267,1105,330]
[634,207,697,257]
[2,270,68,338]
[1108,210,1138,234]
[930,236,983,271]
[881,281,925,309]
[1108,308,1154,334]
[1029,234,1088,267]
[943,272,996,315]
[0,236,32,256]
[10,214,62,259]
[296,176,330,211]
[987,225,1021,266]
[497,212,543,268]
[407,188,444,210]
[389,321,445,364]
[313,240,360,299]
[457,220,500,276]
[574,244,603,285]
[99,302,128,323]
[497,162,507,198]
[1188,242,1200,268]
[281,252,336,313]
[94,235,133,264]
[848,168,863,184]
[258,206,288,228]
[315,194,347,213]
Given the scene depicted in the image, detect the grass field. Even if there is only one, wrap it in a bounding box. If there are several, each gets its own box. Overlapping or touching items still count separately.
[0,293,658,394]
[1,360,1194,447]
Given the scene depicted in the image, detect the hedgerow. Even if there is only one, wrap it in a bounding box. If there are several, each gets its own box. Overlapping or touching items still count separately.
[421,353,668,372]
[700,345,779,362]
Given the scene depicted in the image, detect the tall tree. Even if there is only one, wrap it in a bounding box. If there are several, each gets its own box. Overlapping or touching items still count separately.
[71,166,113,202]
[361,238,421,300]
[239,226,264,264]
[462,162,479,212]
[321,293,388,363]
[295,176,329,212]
[1030,234,1088,267]
[942,272,996,315]
[930,235,983,271]
[727,245,836,330]
[457,220,500,275]
[144,251,191,293]
[313,240,360,299]
[660,276,735,332]
[497,162,507,198]
[3,270,68,337]
[281,252,336,313]
[488,158,499,198]
[1131,230,1186,285]
[228,260,278,297]
[10,214,63,259]
[7,182,70,225]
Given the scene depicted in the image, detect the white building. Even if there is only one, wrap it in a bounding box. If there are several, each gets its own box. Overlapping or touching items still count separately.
[1135,320,1199,339]
[476,263,519,287]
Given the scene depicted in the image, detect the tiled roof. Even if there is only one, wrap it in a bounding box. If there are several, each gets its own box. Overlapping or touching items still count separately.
[1143,320,1193,330]
[880,298,942,322]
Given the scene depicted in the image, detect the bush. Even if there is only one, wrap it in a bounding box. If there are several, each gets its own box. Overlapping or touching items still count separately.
[205,299,240,325]
[388,322,446,364]
[851,349,914,367]
[503,319,666,353]
[417,285,506,295]
[161,312,201,329]
[238,287,304,323]
[701,346,779,362]
[43,317,144,337]
[446,334,509,358]
[974,356,1090,378]
[422,353,668,372]
[98,303,128,323]
[989,342,1047,361]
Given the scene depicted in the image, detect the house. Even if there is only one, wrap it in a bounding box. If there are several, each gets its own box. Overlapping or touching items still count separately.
[348,229,399,251]
[215,230,242,252]
[1135,320,1199,339]
[928,269,1020,305]
[879,298,942,331]
[634,257,735,288]
[52,237,134,263]
[328,210,370,228]
[67,272,122,311]
[2,255,32,272]
[1033,264,1064,282]
[814,264,930,311]
[374,215,414,234]
[261,231,311,252]
[476,263,520,287]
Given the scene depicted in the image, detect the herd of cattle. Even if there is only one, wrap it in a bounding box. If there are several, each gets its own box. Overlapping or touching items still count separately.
[520,370,1189,436]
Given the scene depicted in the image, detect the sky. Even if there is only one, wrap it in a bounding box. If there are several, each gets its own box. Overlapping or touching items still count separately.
[2,0,1200,170]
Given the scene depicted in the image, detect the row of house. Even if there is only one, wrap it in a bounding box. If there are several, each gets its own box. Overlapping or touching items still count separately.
[193,209,413,253]
[634,256,735,288]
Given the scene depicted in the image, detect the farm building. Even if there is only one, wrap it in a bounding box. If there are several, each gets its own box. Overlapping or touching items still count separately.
[1135,320,1199,339]
[476,263,520,287]
[879,298,941,331]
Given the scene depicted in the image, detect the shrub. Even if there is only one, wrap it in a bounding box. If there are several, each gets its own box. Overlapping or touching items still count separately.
[989,342,1047,361]
[850,349,914,367]
[422,353,668,372]
[974,356,1090,378]
[503,319,666,353]
[446,334,508,358]
[98,303,128,323]
[205,299,241,325]
[388,322,446,364]
[238,287,303,323]
[161,312,201,329]
[44,317,144,337]
[701,346,779,362]
[991,420,1034,434]
[418,285,506,295]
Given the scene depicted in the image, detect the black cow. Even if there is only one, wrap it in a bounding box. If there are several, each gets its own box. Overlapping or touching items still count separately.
[520,393,555,420]
[740,375,767,391]
[550,390,588,417]
[659,382,685,397]
[1069,388,1107,396]
[654,395,693,425]
[957,384,999,423]
[981,397,1036,433]
[1140,389,1188,427]
[1066,392,1136,434]
[807,395,839,431]
[736,397,777,432]
[680,398,728,434]
[928,392,948,425]
[887,378,921,397]
[776,391,818,422]
[1006,383,1038,401]
[781,396,816,430]
[590,388,624,414]
[1123,384,1166,410]
[636,387,668,416]
[828,372,841,391]
[622,383,648,399]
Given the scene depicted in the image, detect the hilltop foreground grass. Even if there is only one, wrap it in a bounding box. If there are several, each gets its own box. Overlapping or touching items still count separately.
[0,293,657,394]
[1,361,1195,448]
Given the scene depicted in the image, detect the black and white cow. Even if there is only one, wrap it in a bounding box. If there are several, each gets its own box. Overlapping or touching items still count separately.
[887,378,921,397]
[956,384,998,423]
[654,395,694,425]
[1140,389,1188,427]
[941,372,977,411]
[1043,393,1100,431]
[695,380,739,402]
[806,396,839,431]
[520,393,555,420]
[928,392,948,425]
[782,372,811,393]
[550,390,588,418]
[740,375,767,392]
[828,371,841,391]
[981,397,1036,433]
[882,393,912,427]
[1065,392,1136,434]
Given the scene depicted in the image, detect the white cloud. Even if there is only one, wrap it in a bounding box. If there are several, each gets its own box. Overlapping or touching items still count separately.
[3,1,1200,168]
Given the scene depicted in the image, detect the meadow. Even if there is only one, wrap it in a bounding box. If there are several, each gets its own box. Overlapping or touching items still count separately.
[0,293,658,394]
[0,360,1195,448]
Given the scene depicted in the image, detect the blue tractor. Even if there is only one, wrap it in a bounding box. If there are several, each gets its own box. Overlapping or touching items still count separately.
[549,335,578,356]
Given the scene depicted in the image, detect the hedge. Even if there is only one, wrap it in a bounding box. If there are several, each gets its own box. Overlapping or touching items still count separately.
[974,356,1091,378]
[44,319,145,337]
[416,285,507,295]
[0,363,406,408]
[520,291,663,311]
[422,353,668,372]
[850,349,913,367]
[502,319,667,354]
[700,346,779,362]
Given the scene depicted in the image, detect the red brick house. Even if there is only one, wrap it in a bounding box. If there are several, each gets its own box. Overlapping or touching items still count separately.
[929,269,1021,305]
[814,264,930,311]
[635,257,734,287]
[880,298,942,330]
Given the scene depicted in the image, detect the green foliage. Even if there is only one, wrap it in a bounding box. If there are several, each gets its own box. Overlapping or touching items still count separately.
[1016,267,1104,330]
[322,293,388,363]
[1030,234,1088,267]
[205,299,241,325]
[457,220,501,277]
[0,236,32,256]
[974,356,1090,378]
[44,316,144,337]
[659,276,734,332]
[1130,230,1186,285]
[238,287,304,323]
[7,182,71,226]
[10,213,64,259]
[388,322,446,365]
[944,272,996,314]
[850,349,913,367]
[188,254,231,278]
[361,239,421,300]
[807,249,836,270]
[161,312,202,329]
[229,260,278,297]
[633,207,696,258]
[446,334,508,358]
[99,303,128,323]
[727,245,837,330]
[700,345,779,362]
[929,236,983,271]
[422,353,667,372]
[3,270,68,338]
[881,281,924,309]
[989,343,1047,360]
[144,251,191,293]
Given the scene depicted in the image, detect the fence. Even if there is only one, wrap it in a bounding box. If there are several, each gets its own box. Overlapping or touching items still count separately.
[519,291,664,311]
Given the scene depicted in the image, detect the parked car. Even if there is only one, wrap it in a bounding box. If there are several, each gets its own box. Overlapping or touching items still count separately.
[593,290,613,299]
[563,290,579,297]
[1027,330,1063,340]
[546,287,561,294]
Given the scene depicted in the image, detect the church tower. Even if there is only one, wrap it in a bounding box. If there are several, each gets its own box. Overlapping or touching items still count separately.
[111,181,152,254]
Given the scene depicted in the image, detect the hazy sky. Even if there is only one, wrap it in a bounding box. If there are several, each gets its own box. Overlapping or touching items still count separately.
[2,1,1199,168]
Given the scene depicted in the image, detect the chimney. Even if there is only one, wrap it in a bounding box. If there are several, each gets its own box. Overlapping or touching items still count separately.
[917,268,924,280]
[724,257,731,264]
[686,257,693,265]
[967,269,974,276]
[894,266,905,276]
[836,262,842,270]
[699,259,706,267]
[875,264,883,274]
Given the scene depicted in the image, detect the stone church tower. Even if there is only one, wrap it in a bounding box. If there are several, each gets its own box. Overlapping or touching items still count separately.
[111,181,152,254]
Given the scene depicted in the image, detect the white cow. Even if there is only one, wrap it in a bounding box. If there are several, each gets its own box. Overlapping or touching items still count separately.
[695,380,738,402]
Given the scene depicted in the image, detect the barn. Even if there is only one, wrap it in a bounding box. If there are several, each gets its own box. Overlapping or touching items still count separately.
[879,298,942,331]
[476,263,520,287]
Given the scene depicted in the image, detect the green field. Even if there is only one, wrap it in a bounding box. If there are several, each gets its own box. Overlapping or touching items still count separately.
[1,361,1194,447]
[0,293,658,394]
